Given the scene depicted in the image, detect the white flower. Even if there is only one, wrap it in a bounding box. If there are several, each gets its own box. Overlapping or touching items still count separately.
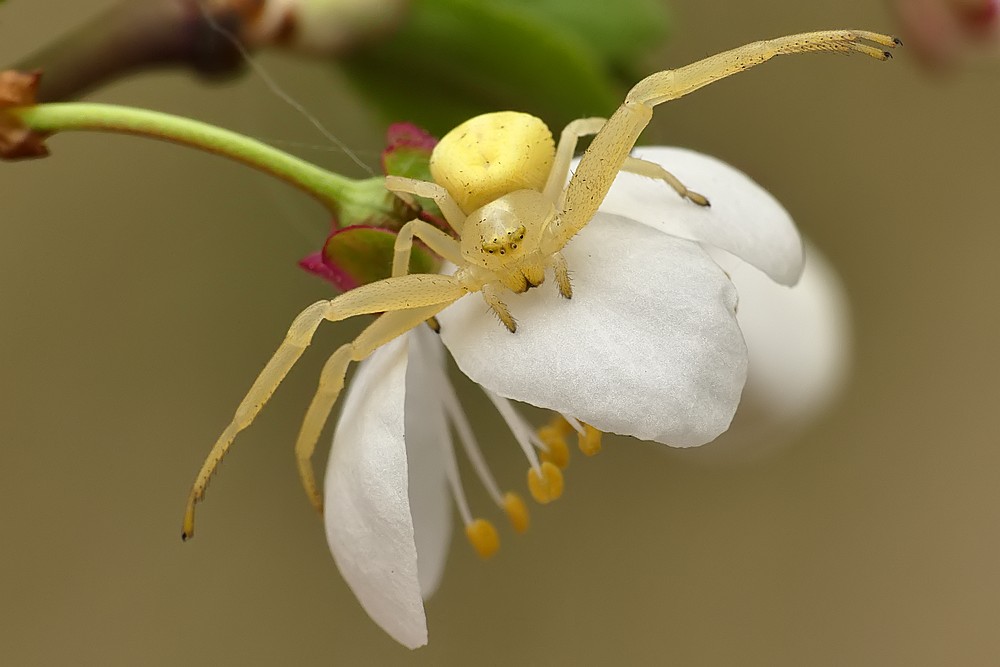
[697,241,851,461]
[324,147,805,648]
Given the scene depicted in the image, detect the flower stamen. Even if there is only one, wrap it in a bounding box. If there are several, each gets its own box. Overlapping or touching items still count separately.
[435,393,501,559]
[561,413,586,435]
[502,492,530,534]
[483,390,569,505]
[465,519,500,559]
[578,423,603,456]
[438,423,473,527]
[434,364,504,505]
[482,390,544,474]
[431,360,531,534]
[537,414,573,469]
[527,462,564,504]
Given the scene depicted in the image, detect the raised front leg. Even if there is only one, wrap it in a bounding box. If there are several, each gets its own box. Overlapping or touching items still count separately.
[546,30,899,253]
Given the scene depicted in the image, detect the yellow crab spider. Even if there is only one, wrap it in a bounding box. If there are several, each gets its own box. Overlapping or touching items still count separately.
[181,29,898,540]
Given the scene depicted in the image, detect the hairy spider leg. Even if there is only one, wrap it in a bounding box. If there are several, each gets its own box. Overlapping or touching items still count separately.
[182,273,470,539]
[545,29,898,254]
[482,283,517,332]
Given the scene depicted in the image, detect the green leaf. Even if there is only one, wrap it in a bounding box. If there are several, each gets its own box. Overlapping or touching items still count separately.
[340,0,626,136]
[498,0,670,80]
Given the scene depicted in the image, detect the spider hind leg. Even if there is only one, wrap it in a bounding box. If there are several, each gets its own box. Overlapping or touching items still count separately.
[622,156,710,207]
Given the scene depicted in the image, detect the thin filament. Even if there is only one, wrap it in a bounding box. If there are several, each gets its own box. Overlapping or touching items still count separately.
[196,1,375,175]
[482,390,543,471]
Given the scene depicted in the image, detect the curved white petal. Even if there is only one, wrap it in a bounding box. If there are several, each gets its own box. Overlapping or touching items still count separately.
[711,240,851,425]
[324,335,426,649]
[439,214,747,446]
[585,147,803,285]
[404,328,452,599]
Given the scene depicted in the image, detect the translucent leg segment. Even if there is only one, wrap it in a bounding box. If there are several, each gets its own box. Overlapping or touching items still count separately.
[621,156,710,207]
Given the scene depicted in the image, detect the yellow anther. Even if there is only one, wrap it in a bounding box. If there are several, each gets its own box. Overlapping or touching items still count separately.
[550,414,575,435]
[538,427,570,469]
[465,519,500,559]
[538,414,574,468]
[578,423,602,456]
[527,461,564,505]
[503,492,530,534]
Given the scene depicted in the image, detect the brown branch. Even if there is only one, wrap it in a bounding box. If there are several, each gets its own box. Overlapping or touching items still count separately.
[0,69,47,158]
[13,0,265,102]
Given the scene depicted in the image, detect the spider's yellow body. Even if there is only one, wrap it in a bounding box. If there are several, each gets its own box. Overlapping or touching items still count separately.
[182,30,898,539]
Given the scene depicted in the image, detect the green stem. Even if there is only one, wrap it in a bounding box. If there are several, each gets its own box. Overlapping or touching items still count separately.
[11,102,365,214]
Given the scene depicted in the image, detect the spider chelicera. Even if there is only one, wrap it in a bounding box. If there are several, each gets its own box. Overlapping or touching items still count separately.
[182,29,899,539]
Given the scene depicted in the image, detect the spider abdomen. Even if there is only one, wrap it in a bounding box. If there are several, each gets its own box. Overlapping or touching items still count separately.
[430,111,555,214]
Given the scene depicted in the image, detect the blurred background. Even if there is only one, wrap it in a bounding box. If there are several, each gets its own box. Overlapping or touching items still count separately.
[2,0,999,664]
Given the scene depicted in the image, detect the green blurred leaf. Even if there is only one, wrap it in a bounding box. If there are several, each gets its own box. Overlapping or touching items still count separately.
[498,0,670,80]
[341,0,632,135]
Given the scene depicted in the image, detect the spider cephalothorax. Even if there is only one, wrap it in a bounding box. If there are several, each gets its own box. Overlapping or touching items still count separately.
[182,30,899,540]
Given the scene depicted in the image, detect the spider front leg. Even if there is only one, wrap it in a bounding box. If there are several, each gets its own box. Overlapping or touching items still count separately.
[182,273,470,540]
[546,29,898,253]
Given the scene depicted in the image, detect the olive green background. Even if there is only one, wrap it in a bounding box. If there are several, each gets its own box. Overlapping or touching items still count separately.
[2,1,998,665]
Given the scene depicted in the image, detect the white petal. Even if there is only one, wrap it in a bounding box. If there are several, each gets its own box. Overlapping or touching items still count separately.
[404,328,452,599]
[324,335,427,649]
[438,214,747,446]
[586,147,803,285]
[711,240,851,425]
